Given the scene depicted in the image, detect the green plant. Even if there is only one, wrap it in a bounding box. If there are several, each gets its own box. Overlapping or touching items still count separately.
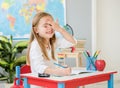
[0,35,28,83]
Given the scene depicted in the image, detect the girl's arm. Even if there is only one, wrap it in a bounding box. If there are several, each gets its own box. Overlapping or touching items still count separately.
[44,67,71,76]
[30,40,71,76]
[52,20,77,45]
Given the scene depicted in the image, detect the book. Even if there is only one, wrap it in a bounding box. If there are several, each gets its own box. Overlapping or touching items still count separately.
[71,69,93,75]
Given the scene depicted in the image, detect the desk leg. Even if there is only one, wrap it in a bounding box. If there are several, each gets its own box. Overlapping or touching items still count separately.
[58,83,65,88]
[108,74,114,88]
[23,78,30,88]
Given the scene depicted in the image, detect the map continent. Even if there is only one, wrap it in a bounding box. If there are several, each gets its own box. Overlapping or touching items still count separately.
[0,0,65,39]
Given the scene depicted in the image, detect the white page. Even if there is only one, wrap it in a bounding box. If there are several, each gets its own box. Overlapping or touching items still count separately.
[71,69,94,75]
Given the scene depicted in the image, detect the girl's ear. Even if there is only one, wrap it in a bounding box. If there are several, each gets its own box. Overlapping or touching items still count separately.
[33,27,38,33]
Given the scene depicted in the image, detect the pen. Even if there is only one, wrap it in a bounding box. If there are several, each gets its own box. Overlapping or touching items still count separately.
[93,51,97,57]
[83,51,88,58]
[95,50,101,58]
[86,50,91,57]
[54,63,67,68]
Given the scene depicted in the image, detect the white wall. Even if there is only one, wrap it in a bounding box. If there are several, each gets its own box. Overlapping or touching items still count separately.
[66,0,120,80]
[96,0,120,80]
[66,0,92,51]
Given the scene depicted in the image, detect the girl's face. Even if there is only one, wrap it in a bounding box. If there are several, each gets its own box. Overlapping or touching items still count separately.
[36,16,55,39]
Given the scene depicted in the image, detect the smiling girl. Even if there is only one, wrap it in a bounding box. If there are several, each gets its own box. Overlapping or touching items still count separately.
[26,12,76,88]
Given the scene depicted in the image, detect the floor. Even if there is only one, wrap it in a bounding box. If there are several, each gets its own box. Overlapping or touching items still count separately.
[85,80,120,88]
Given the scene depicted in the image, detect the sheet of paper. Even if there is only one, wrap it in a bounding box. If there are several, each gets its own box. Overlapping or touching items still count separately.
[71,69,93,75]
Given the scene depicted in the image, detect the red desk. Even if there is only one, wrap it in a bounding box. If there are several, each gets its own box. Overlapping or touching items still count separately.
[21,70,117,88]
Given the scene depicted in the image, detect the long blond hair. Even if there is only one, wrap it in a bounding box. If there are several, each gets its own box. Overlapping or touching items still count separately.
[26,12,56,65]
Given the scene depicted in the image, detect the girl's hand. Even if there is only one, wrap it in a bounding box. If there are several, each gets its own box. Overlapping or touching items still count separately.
[57,67,71,76]
[63,67,71,76]
[44,67,71,76]
[52,19,63,32]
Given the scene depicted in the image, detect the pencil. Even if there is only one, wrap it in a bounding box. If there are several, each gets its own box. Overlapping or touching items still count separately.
[54,63,67,68]
[95,50,101,58]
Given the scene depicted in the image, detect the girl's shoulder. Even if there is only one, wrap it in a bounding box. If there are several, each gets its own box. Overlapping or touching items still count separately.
[55,37,74,48]
[31,39,41,50]
[32,39,38,44]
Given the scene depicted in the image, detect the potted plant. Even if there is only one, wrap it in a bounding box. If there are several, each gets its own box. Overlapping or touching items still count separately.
[0,35,28,83]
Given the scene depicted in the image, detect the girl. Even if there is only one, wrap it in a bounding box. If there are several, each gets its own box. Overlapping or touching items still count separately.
[26,12,76,87]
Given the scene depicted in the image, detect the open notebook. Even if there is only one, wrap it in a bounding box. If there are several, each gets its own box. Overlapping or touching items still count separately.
[71,69,94,75]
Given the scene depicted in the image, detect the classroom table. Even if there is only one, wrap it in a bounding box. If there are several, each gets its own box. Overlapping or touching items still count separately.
[20,69,117,88]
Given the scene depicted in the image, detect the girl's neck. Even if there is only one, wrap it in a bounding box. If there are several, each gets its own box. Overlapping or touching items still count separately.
[44,39,50,49]
[45,39,50,44]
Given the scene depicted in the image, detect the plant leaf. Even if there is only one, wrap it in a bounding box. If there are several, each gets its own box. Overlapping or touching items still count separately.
[0,40,6,51]
[10,62,14,71]
[0,76,8,81]
[0,35,9,43]
[14,41,28,48]
[9,35,13,46]
[13,56,26,67]
[0,57,9,63]
[0,59,9,68]
[0,41,11,52]
[13,41,28,53]
[0,43,3,50]
[4,43,11,52]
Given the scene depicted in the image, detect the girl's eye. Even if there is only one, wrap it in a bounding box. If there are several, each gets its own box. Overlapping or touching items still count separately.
[44,25,48,28]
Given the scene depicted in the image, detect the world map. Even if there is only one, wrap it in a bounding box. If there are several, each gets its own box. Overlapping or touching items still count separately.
[0,0,65,39]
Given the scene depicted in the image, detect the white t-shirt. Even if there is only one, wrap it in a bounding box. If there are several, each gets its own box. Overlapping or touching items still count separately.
[30,37,75,88]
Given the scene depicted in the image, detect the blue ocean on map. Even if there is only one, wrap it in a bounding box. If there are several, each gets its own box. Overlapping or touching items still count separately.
[0,0,65,39]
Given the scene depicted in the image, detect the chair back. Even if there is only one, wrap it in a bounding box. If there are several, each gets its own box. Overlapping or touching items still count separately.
[20,65,31,74]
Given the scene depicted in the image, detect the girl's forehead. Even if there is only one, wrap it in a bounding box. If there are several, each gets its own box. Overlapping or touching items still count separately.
[40,16,53,22]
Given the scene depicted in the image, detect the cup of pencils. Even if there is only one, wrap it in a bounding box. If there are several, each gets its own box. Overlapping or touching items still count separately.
[83,50,101,71]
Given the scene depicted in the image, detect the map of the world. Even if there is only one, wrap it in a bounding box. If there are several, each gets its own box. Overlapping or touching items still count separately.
[0,0,65,39]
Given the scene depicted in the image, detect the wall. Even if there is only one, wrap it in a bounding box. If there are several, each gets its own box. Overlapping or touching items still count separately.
[66,0,120,80]
[66,0,92,51]
[96,0,120,80]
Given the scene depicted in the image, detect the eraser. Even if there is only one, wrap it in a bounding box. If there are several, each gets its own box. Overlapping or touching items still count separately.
[38,73,50,77]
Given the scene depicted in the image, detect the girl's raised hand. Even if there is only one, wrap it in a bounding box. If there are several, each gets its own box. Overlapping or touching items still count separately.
[52,19,63,32]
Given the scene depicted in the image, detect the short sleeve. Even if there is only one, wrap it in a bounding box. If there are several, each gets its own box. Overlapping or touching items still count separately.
[29,40,48,74]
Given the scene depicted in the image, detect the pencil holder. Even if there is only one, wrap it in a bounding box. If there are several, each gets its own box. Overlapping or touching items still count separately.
[86,57,96,71]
